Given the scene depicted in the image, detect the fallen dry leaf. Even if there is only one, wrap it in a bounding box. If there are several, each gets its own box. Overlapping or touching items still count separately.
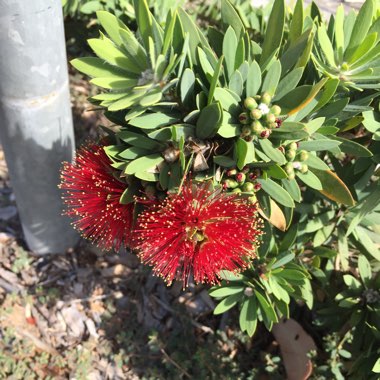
[258,199,287,231]
[272,318,316,380]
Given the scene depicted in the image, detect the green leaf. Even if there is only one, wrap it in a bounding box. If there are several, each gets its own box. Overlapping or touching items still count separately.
[305,154,330,170]
[282,178,301,202]
[90,77,137,89]
[108,92,143,111]
[268,276,290,303]
[329,136,373,157]
[229,71,243,96]
[180,68,195,107]
[198,47,214,79]
[88,37,140,74]
[358,255,372,286]
[80,1,101,14]
[347,185,380,235]
[246,61,261,97]
[213,88,240,117]
[213,155,236,168]
[348,32,378,64]
[208,56,224,105]
[118,28,148,68]
[218,119,240,138]
[239,297,258,337]
[129,112,179,129]
[259,0,285,67]
[118,146,151,160]
[254,290,278,323]
[288,0,304,45]
[296,171,323,190]
[209,286,244,298]
[257,178,295,208]
[372,358,380,373]
[235,138,255,170]
[317,25,336,67]
[262,60,281,96]
[196,102,223,139]
[219,270,245,282]
[298,139,341,152]
[221,0,245,38]
[223,27,238,80]
[117,130,163,150]
[267,164,288,179]
[139,89,162,107]
[96,11,125,47]
[258,139,286,165]
[344,0,375,60]
[335,5,345,61]
[125,154,164,175]
[305,117,325,134]
[71,57,129,78]
[214,292,242,315]
[274,68,303,100]
[343,274,361,290]
[133,0,153,50]
[311,169,355,206]
[178,8,210,65]
[271,252,296,269]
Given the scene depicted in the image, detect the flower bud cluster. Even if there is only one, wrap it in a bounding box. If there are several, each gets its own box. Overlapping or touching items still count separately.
[223,167,262,196]
[239,93,282,140]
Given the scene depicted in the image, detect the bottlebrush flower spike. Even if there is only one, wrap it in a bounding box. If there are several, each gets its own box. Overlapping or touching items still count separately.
[133,181,263,287]
[60,144,134,251]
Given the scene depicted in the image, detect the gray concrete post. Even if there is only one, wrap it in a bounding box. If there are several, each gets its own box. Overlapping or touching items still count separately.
[0,0,78,254]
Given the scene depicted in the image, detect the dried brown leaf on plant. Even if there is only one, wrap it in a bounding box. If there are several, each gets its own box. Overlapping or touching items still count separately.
[272,318,316,380]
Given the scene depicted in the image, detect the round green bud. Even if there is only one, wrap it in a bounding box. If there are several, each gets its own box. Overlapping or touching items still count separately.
[250,108,263,120]
[254,95,261,101]
[265,113,276,124]
[288,142,298,151]
[261,92,272,105]
[226,169,237,177]
[241,126,251,136]
[244,97,258,111]
[231,188,242,194]
[236,172,246,183]
[242,182,255,193]
[268,122,277,129]
[260,129,271,139]
[251,120,264,135]
[287,172,296,180]
[298,150,309,162]
[300,163,309,174]
[284,162,294,175]
[248,195,257,204]
[341,62,349,71]
[238,112,249,124]
[286,149,296,161]
[271,105,281,116]
[224,179,239,189]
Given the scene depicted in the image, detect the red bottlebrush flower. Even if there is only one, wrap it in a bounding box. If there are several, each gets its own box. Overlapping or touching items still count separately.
[133,181,263,287]
[60,144,133,251]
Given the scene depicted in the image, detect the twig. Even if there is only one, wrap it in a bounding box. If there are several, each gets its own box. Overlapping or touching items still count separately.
[0,278,23,293]
[160,347,191,379]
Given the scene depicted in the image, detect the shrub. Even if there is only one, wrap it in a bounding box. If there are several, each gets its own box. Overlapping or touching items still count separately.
[64,0,380,378]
